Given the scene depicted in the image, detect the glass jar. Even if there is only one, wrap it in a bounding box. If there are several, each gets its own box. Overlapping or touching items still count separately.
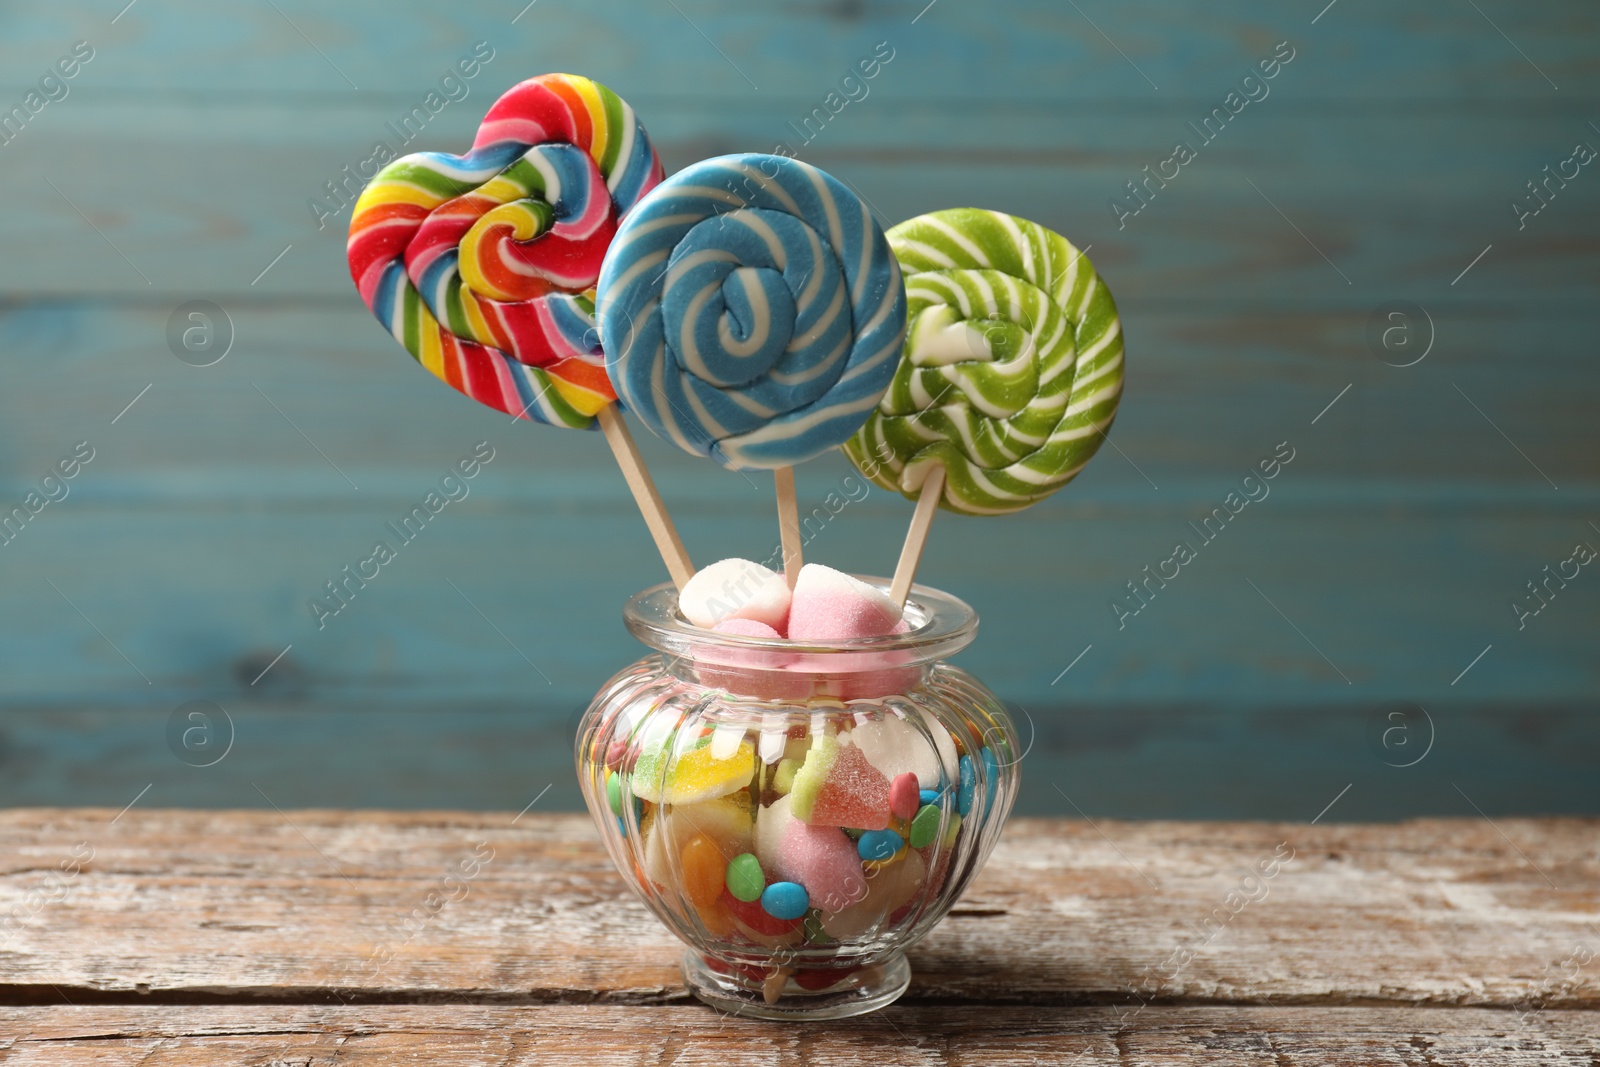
[575,577,1019,1020]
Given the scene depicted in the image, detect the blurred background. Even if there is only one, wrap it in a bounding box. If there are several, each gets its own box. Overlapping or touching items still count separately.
[1,1,1595,820]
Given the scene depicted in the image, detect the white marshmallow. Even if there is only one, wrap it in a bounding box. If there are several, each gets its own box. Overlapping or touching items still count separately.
[677,557,792,630]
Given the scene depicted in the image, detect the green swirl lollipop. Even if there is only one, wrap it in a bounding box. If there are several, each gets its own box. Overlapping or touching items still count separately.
[842,208,1124,601]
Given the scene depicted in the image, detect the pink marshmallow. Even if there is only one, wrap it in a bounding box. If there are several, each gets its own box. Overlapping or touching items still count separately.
[757,795,868,914]
[694,618,811,699]
[786,564,903,642]
[714,618,783,639]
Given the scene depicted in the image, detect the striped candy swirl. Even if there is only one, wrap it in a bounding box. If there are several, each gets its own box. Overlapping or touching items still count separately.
[347,74,663,428]
[596,154,907,469]
[843,209,1124,515]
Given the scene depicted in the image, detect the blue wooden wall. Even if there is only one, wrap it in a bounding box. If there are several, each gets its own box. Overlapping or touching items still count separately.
[1,1,1595,820]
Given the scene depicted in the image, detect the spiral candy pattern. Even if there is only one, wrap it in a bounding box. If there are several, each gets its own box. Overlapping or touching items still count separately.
[843,209,1123,515]
[596,154,907,469]
[347,74,664,428]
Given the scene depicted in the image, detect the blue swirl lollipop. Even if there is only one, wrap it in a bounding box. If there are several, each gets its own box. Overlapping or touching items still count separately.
[596,154,907,470]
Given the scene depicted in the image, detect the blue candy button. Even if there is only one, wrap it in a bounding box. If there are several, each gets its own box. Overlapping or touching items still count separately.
[857,828,904,862]
[957,754,975,816]
[760,881,810,921]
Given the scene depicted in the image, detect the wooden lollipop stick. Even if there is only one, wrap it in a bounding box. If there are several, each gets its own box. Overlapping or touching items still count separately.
[774,466,803,587]
[597,404,695,590]
[889,464,945,608]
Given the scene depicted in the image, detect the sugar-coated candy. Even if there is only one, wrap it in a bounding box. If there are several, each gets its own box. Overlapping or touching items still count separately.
[843,208,1124,514]
[597,154,907,470]
[789,734,891,830]
[725,852,765,903]
[857,828,903,862]
[786,564,902,642]
[348,74,663,428]
[849,714,942,791]
[642,795,752,889]
[820,848,925,940]
[908,803,940,849]
[761,881,810,921]
[918,789,940,806]
[757,795,868,914]
[713,618,783,640]
[679,558,792,629]
[631,726,755,804]
[680,834,727,909]
[890,773,920,821]
[957,754,976,817]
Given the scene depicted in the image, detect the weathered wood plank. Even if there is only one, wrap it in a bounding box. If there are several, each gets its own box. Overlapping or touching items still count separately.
[5,106,1596,298]
[1,1005,1598,1065]
[3,0,1595,99]
[1,813,1594,1009]
[0,299,1594,713]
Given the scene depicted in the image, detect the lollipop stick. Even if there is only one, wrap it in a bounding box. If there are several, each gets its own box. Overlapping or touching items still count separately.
[774,466,803,587]
[597,404,695,590]
[890,464,945,608]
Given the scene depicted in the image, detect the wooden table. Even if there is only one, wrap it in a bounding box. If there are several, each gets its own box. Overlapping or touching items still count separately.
[2,810,1596,1063]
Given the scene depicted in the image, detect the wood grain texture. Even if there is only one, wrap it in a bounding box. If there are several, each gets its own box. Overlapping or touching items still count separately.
[1,1006,1598,1065]
[1,812,1595,1009]
[1,811,1597,1062]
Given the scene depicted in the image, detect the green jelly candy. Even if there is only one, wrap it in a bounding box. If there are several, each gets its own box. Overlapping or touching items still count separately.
[606,773,624,817]
[726,852,765,903]
[909,803,940,848]
[773,757,801,795]
[803,910,830,944]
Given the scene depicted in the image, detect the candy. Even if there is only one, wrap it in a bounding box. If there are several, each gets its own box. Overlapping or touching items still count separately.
[918,789,940,806]
[789,734,891,830]
[679,558,792,629]
[843,208,1124,515]
[889,774,920,822]
[348,74,664,427]
[785,564,902,642]
[631,726,755,804]
[605,771,625,817]
[756,795,868,913]
[725,852,766,903]
[681,834,727,908]
[908,803,941,849]
[596,153,908,469]
[641,795,752,888]
[848,713,945,790]
[722,888,803,938]
[820,848,926,939]
[761,881,810,921]
[857,828,903,862]
[957,753,976,817]
[980,746,1000,816]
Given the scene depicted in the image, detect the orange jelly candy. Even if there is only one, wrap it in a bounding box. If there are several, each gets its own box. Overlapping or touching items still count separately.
[681,833,727,909]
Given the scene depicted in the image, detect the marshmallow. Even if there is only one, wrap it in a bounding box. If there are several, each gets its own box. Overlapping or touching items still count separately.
[786,564,902,642]
[678,558,791,630]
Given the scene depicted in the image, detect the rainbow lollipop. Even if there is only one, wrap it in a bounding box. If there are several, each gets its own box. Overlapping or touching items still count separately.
[595,153,907,580]
[843,208,1125,602]
[347,73,692,586]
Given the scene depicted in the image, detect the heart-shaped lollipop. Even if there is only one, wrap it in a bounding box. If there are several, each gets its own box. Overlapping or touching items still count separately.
[347,73,664,428]
[346,74,693,588]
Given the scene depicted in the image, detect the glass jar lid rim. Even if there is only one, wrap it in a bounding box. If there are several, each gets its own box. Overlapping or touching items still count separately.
[621,575,978,658]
